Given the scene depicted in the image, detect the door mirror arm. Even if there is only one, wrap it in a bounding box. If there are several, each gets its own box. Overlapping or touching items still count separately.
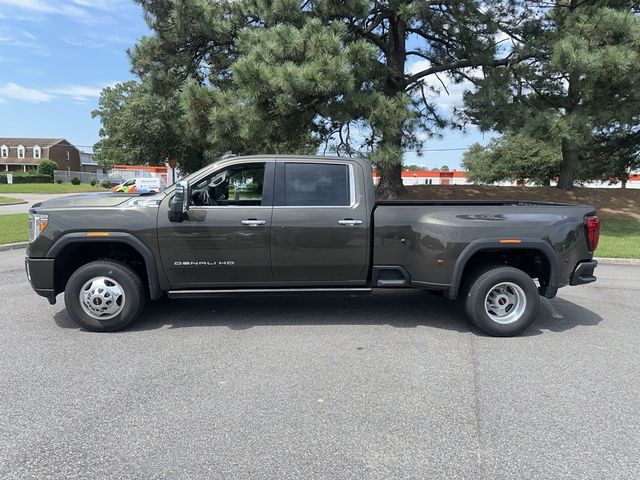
[169,180,190,222]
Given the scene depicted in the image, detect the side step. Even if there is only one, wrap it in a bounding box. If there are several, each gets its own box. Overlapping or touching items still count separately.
[168,287,372,299]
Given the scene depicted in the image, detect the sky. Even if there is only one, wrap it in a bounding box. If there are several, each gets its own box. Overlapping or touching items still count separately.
[0,0,494,170]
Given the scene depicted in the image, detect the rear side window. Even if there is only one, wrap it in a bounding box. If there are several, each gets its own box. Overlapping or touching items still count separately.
[284,163,350,206]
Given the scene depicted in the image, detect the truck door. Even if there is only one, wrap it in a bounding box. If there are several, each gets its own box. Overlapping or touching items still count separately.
[270,160,369,285]
[157,161,274,288]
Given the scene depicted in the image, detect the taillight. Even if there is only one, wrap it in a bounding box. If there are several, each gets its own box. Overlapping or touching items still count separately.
[585,215,600,251]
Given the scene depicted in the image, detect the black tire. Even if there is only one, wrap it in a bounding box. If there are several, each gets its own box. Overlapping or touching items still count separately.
[464,266,539,337]
[64,260,146,332]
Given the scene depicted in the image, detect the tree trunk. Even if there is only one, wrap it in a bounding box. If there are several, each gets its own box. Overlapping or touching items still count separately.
[374,12,407,200]
[558,138,578,191]
[376,162,406,199]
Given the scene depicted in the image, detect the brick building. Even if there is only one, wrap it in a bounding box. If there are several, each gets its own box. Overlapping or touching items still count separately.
[0,138,81,172]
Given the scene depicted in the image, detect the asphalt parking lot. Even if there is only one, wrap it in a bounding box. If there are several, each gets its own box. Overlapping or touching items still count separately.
[1,248,639,479]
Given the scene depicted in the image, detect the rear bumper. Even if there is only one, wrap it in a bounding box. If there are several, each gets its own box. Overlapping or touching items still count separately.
[25,257,57,304]
[570,260,597,286]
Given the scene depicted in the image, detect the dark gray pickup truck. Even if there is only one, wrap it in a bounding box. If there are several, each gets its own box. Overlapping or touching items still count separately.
[25,155,599,336]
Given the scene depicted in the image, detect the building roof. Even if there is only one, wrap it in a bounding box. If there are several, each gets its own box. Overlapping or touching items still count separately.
[0,138,66,148]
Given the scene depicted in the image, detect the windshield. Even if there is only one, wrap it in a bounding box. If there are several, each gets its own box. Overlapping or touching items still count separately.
[174,157,225,186]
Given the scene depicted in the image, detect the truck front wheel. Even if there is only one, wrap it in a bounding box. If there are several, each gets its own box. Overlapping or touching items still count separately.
[464,266,539,337]
[64,260,146,332]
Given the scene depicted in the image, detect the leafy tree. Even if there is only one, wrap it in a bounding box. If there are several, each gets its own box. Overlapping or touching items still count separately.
[463,134,561,185]
[440,165,450,171]
[584,123,640,187]
[465,0,640,190]
[129,0,535,198]
[92,81,203,172]
[37,159,58,178]
[404,164,426,171]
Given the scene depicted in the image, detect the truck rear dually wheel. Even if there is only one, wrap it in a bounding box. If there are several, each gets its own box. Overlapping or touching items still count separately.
[64,260,145,332]
[464,266,539,337]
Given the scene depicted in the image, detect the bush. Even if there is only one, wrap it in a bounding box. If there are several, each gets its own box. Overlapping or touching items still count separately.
[0,173,54,184]
[56,179,63,184]
[102,180,112,189]
[37,159,58,178]
[90,179,97,186]
[71,177,81,185]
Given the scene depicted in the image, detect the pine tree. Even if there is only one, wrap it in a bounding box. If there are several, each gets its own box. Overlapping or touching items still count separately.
[129,0,534,197]
[465,0,640,190]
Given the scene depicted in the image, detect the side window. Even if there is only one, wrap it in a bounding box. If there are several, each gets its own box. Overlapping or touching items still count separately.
[191,162,266,207]
[284,163,350,207]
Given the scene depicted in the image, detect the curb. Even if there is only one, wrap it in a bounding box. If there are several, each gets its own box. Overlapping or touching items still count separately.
[595,257,640,266]
[0,200,27,206]
[0,242,28,252]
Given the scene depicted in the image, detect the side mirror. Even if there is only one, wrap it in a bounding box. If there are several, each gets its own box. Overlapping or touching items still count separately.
[168,180,190,222]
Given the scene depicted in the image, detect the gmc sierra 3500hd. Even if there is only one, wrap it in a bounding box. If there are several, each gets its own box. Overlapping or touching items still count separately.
[25,155,600,336]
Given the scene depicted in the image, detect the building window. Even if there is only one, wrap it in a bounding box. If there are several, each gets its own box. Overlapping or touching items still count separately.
[0,145,7,158]
[34,145,41,159]
[17,145,25,159]
[66,151,70,161]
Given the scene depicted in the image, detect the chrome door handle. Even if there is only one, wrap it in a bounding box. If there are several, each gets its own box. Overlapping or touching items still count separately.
[338,219,362,226]
[241,219,267,226]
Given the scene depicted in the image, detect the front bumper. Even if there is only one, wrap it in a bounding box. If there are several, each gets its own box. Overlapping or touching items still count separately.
[570,260,597,286]
[25,257,56,304]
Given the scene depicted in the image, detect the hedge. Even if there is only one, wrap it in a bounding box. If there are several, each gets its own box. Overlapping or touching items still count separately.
[0,173,53,184]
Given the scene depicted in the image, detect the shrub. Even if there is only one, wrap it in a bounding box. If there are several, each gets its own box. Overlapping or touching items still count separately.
[0,173,54,184]
[56,179,63,184]
[90,179,97,186]
[102,180,112,189]
[71,177,81,185]
[37,159,58,178]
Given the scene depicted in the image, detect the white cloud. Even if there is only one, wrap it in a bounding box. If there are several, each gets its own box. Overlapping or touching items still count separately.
[70,0,128,10]
[0,82,112,103]
[0,26,46,53]
[48,85,103,101]
[0,0,94,23]
[0,82,53,102]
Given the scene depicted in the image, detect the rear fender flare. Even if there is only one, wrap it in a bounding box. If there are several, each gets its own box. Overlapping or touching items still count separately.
[448,238,559,300]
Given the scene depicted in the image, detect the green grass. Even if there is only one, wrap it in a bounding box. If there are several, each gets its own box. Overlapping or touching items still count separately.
[0,213,28,245]
[0,183,108,194]
[0,195,23,204]
[597,214,640,259]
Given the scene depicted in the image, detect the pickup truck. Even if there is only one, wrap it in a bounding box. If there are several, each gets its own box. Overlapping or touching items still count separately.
[25,155,600,336]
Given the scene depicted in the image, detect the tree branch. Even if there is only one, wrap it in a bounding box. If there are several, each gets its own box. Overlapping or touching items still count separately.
[405,54,534,87]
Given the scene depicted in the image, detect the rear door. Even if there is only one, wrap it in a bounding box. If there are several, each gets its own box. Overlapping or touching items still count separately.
[270,159,369,285]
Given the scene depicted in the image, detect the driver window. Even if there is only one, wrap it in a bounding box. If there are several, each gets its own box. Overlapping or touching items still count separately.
[191,162,266,207]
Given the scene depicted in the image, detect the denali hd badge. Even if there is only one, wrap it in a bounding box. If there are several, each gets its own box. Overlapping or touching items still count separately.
[174,261,235,266]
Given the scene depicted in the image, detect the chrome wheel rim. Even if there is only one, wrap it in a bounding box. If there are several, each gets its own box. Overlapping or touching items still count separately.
[484,282,527,324]
[79,276,125,320]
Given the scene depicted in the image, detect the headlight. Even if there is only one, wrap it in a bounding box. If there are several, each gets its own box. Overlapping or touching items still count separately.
[28,213,48,242]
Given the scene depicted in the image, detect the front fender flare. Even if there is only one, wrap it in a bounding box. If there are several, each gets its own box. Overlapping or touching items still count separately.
[46,232,162,300]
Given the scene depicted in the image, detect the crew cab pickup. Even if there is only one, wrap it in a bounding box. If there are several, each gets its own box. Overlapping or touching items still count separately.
[25,155,599,336]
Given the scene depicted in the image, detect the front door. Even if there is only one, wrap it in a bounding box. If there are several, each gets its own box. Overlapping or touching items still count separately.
[158,161,274,288]
[270,160,369,285]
